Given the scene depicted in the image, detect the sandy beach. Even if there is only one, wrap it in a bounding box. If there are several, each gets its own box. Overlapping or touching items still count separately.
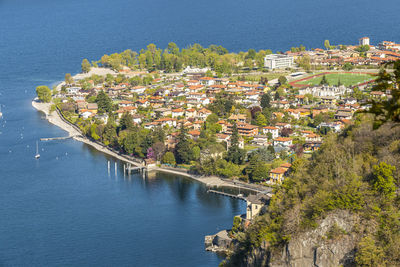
[31,97,268,194]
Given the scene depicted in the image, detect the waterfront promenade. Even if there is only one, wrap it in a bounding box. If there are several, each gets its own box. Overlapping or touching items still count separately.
[32,99,270,195]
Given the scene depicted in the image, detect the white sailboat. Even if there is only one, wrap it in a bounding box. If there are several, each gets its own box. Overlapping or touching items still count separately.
[0,105,2,118]
[35,141,40,159]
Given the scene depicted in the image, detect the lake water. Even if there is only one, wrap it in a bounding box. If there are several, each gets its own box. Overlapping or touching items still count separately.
[0,0,399,265]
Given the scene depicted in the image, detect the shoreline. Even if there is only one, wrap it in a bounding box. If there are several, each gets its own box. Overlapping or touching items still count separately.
[32,98,269,195]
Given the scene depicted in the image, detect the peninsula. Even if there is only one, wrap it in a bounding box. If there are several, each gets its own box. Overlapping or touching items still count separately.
[34,38,400,266]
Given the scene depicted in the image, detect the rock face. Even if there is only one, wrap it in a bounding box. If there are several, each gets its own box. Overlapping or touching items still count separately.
[205,230,233,253]
[243,211,360,267]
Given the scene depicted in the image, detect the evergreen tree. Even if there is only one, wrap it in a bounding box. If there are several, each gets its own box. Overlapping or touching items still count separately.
[226,122,246,164]
[260,93,271,109]
[175,125,193,164]
[320,75,328,85]
[119,112,133,131]
[95,90,112,113]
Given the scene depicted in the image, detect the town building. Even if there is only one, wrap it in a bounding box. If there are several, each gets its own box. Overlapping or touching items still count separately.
[359,37,370,46]
[262,126,279,139]
[246,194,266,220]
[264,54,294,69]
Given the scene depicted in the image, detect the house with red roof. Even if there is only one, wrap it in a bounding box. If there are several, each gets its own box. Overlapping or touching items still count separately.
[199,77,215,86]
[273,137,292,147]
[171,108,185,118]
[262,126,279,139]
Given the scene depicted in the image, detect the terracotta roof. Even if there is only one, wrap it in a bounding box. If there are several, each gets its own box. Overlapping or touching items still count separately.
[280,163,292,168]
[270,167,287,174]
[275,137,292,142]
[264,126,278,130]
[188,130,201,136]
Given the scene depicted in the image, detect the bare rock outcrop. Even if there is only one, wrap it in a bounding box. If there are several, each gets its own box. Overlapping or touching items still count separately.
[242,211,360,267]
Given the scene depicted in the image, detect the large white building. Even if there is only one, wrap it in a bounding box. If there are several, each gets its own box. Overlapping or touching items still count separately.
[264,54,294,69]
[359,37,370,46]
[299,85,350,98]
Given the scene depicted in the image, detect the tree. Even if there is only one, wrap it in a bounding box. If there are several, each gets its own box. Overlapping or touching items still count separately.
[267,145,275,155]
[162,152,176,165]
[205,70,213,77]
[146,147,155,160]
[152,141,165,161]
[193,146,201,160]
[352,87,363,100]
[355,45,370,53]
[260,93,271,109]
[368,61,400,128]
[81,58,91,73]
[251,147,274,162]
[278,76,287,85]
[206,113,219,124]
[226,122,246,164]
[281,127,293,137]
[95,90,112,113]
[324,40,331,50]
[355,236,385,266]
[246,49,256,59]
[167,42,179,55]
[342,62,354,71]
[255,113,267,126]
[370,162,396,198]
[298,55,311,71]
[251,163,269,182]
[175,125,193,164]
[119,113,133,131]
[260,77,269,85]
[36,86,52,103]
[231,216,243,235]
[65,73,73,85]
[250,106,262,120]
[320,75,328,85]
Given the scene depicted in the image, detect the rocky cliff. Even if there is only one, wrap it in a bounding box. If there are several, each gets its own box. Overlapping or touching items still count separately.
[233,211,361,267]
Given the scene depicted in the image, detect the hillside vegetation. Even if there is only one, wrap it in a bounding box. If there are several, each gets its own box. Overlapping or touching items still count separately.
[223,115,400,266]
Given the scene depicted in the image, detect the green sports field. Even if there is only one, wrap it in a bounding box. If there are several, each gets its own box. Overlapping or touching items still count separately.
[296,73,375,87]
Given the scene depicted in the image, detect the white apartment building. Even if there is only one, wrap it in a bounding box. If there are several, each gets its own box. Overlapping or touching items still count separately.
[359,37,370,46]
[264,54,294,69]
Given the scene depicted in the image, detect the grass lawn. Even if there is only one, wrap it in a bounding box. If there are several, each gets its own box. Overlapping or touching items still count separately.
[233,72,289,82]
[297,73,375,87]
[244,145,259,151]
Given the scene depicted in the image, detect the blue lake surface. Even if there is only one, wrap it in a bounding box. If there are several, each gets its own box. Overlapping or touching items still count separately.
[0,0,399,265]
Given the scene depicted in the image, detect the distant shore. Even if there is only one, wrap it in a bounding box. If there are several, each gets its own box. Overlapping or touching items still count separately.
[32,95,268,195]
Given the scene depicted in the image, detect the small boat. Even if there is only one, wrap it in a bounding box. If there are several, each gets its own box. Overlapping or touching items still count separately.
[0,105,2,118]
[237,185,243,198]
[35,141,40,159]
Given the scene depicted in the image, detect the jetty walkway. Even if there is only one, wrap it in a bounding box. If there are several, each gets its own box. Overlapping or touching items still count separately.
[207,189,247,200]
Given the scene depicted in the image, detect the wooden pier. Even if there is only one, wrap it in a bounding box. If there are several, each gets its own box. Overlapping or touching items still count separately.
[207,189,246,200]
